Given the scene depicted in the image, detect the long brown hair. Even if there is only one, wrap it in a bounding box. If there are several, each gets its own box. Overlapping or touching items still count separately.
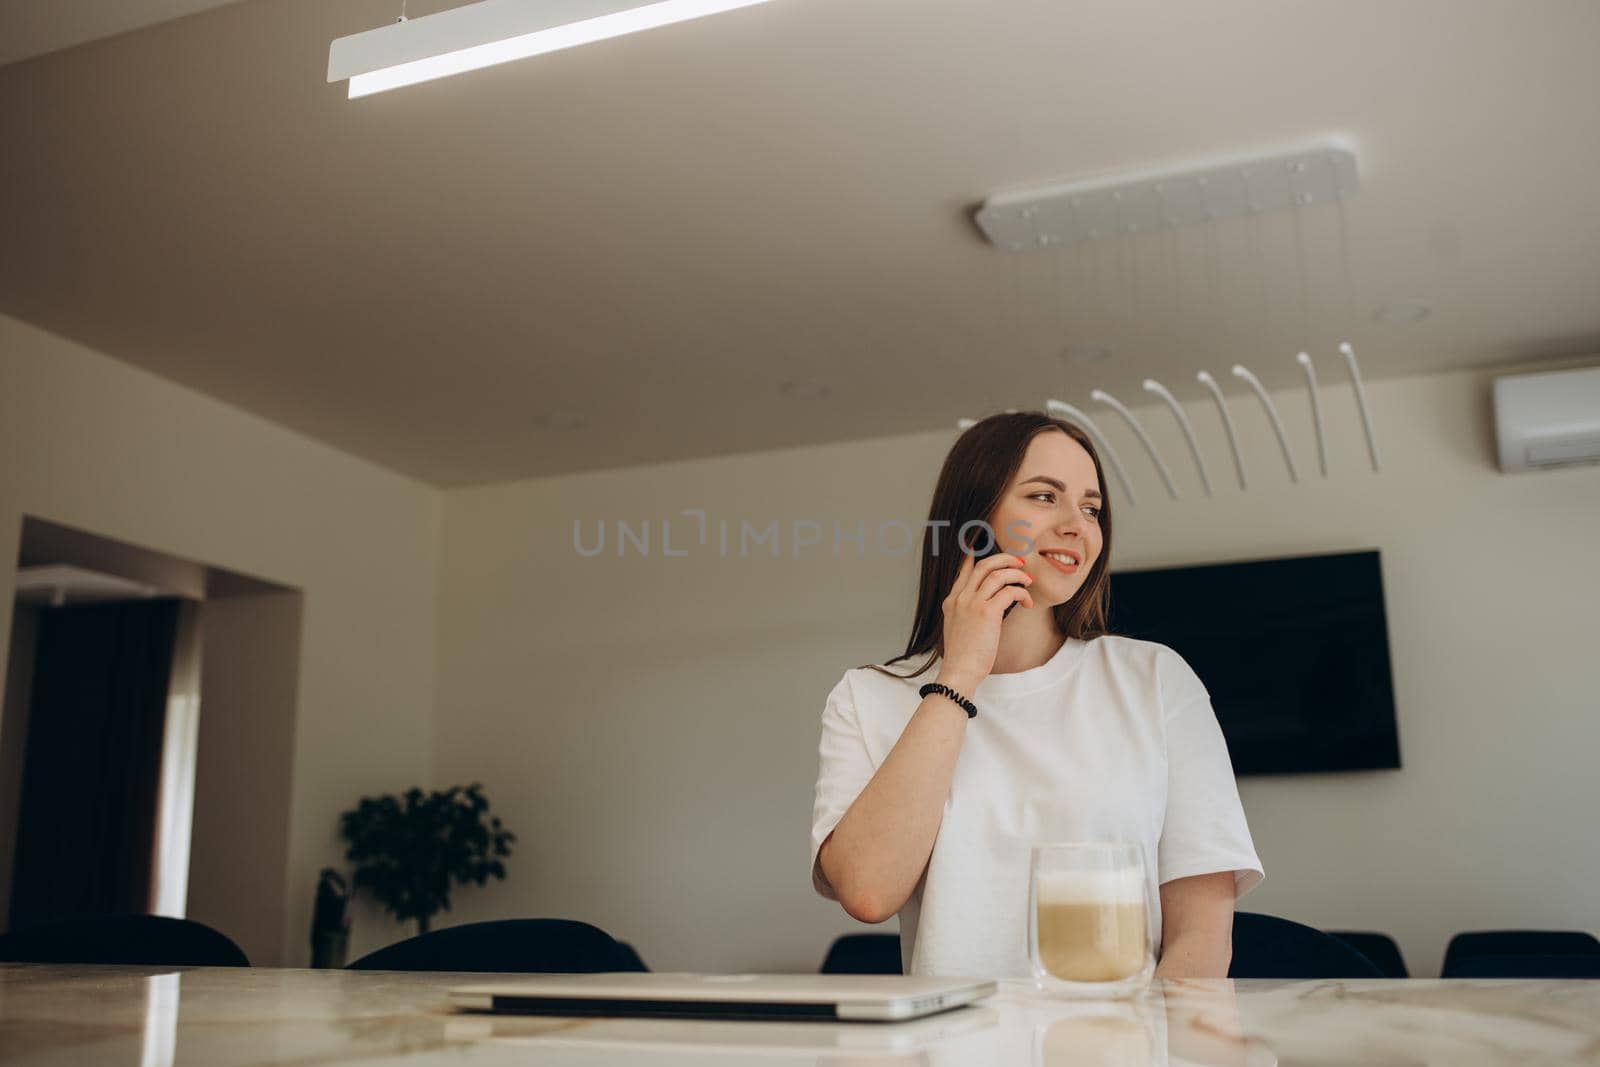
[866,412,1115,679]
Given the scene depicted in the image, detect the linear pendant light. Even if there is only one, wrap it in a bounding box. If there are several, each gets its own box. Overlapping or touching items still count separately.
[328,0,774,99]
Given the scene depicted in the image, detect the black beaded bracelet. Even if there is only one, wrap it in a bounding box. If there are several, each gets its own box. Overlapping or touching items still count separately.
[919,682,978,719]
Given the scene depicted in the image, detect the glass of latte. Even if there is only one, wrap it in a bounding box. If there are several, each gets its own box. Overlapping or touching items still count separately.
[1028,842,1154,998]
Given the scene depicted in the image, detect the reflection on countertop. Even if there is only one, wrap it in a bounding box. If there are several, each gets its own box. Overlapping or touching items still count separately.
[2,964,1598,1066]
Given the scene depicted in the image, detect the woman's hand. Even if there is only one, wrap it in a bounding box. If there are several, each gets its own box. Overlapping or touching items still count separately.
[938,549,1033,690]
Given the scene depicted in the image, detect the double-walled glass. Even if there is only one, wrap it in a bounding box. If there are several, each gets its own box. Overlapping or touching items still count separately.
[1028,841,1155,998]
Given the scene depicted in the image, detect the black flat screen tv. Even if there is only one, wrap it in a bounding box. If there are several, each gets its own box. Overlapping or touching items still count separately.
[1106,549,1401,776]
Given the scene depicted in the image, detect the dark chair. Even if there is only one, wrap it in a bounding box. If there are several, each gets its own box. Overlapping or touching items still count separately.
[0,914,249,967]
[1228,912,1384,979]
[1442,931,1600,978]
[1445,954,1600,979]
[346,919,646,973]
[1330,931,1409,978]
[614,941,650,972]
[820,933,901,975]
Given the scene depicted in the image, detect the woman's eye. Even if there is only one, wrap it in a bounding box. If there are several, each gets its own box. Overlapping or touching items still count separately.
[1030,491,1099,518]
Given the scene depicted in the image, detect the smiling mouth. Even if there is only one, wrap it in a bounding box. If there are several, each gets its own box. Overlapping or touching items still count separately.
[1040,553,1080,575]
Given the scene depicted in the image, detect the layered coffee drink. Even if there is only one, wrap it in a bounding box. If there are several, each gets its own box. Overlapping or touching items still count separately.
[1033,865,1149,983]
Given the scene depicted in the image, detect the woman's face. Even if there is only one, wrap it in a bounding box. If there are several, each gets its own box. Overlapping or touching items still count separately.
[987,430,1105,607]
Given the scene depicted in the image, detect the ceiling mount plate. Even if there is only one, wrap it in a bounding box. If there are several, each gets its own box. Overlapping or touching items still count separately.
[974,141,1359,252]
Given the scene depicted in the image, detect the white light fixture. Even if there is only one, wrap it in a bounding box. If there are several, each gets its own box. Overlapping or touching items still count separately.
[15,564,164,605]
[973,138,1359,251]
[329,0,775,99]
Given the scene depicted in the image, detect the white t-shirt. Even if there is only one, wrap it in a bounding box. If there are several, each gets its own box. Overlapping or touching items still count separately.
[809,633,1264,978]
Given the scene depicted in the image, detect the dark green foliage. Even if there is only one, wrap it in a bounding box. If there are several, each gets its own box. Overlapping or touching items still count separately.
[338,783,515,934]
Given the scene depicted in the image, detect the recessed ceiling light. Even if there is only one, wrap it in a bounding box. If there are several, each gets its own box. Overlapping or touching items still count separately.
[1062,344,1114,365]
[778,380,832,400]
[533,411,587,430]
[1373,302,1431,324]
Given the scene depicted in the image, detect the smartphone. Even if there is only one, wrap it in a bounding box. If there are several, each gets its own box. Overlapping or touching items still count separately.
[965,533,1023,619]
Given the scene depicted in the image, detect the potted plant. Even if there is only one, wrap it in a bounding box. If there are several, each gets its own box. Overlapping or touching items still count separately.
[338,783,515,936]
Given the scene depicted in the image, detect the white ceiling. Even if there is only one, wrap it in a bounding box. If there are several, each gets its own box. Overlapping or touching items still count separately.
[2,0,1598,485]
[0,0,247,66]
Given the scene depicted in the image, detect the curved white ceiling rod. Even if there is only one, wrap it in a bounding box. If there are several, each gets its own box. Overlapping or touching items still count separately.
[1090,389,1180,501]
[1339,342,1383,472]
[1142,379,1214,497]
[1196,371,1249,491]
[1044,399,1139,507]
[1296,352,1329,478]
[1231,364,1300,483]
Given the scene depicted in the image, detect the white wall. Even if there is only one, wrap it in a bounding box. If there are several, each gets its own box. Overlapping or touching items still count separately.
[5,310,1594,976]
[187,591,302,967]
[0,312,441,964]
[435,359,1600,977]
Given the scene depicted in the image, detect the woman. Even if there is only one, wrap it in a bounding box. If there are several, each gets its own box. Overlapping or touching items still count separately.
[809,412,1263,979]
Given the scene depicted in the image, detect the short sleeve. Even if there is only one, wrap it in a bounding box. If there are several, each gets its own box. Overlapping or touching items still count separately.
[809,673,877,901]
[1156,648,1264,899]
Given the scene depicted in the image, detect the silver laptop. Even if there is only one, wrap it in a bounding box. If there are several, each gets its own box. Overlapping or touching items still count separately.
[443,1004,1000,1056]
[448,972,997,1022]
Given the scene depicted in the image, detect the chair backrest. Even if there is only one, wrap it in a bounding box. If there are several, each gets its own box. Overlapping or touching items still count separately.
[1445,953,1600,979]
[0,914,249,967]
[1228,912,1384,979]
[1329,931,1409,978]
[346,919,645,973]
[613,941,650,972]
[1442,930,1600,977]
[819,933,901,975]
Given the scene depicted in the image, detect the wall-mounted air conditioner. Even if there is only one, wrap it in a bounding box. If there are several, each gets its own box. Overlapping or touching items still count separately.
[1493,365,1600,473]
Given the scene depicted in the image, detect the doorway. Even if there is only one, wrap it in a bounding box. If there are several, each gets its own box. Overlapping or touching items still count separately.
[0,517,302,964]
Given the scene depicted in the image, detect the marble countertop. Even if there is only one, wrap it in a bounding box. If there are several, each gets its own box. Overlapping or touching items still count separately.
[2,964,1598,1066]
